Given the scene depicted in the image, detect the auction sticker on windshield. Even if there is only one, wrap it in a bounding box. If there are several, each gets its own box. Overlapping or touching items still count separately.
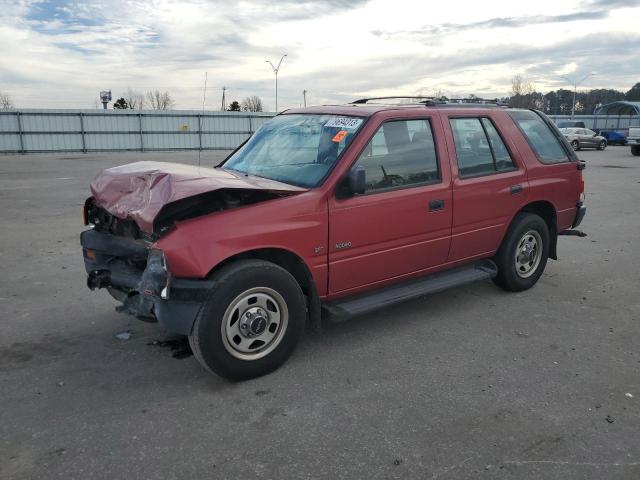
[332,130,348,142]
[325,117,363,129]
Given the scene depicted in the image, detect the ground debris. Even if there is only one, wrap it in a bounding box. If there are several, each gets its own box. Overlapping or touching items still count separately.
[147,336,192,359]
[115,331,132,341]
[606,415,615,424]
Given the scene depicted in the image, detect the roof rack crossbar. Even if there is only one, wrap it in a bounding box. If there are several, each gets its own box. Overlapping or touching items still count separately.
[350,96,438,104]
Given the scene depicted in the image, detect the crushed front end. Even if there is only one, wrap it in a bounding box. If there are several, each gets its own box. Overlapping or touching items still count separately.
[80,200,211,335]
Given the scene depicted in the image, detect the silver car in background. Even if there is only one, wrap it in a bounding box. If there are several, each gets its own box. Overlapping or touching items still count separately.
[559,127,607,151]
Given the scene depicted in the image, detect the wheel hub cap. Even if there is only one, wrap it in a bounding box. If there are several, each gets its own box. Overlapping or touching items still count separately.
[239,308,269,337]
[514,230,543,279]
[221,288,289,361]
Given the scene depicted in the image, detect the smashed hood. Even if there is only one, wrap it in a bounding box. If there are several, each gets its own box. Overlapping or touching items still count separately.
[90,161,306,233]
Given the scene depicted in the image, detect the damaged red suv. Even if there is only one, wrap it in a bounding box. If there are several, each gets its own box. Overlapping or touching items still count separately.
[81,98,586,380]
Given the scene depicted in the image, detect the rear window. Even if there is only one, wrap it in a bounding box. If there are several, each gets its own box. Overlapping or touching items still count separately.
[508,110,569,164]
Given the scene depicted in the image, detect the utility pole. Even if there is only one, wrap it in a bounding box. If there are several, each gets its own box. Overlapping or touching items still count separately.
[221,86,227,111]
[561,72,595,118]
[266,54,287,112]
[303,89,307,107]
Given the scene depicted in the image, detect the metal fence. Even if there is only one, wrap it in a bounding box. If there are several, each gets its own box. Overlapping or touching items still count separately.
[1,109,638,154]
[0,109,276,154]
[548,114,640,130]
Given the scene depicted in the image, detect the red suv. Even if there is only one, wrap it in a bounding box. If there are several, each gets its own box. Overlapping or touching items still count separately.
[81,98,586,380]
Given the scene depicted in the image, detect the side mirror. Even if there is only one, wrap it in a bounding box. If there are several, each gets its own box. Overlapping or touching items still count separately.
[348,166,366,195]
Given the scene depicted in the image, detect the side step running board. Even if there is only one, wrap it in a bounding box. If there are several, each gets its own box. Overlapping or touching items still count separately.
[323,259,497,322]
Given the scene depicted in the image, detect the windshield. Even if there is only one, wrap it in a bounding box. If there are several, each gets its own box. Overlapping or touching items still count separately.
[223,114,364,187]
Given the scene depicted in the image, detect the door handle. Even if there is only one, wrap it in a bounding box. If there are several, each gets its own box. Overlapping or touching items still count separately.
[510,184,523,195]
[429,199,445,211]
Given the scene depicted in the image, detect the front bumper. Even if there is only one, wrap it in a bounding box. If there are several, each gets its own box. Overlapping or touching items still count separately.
[572,202,586,228]
[80,229,213,335]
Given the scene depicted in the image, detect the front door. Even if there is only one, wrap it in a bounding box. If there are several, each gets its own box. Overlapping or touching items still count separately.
[328,117,452,295]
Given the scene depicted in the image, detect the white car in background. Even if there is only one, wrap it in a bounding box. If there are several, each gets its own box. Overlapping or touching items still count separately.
[559,127,607,151]
[628,127,640,156]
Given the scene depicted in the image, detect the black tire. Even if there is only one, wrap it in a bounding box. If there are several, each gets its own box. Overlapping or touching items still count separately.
[493,213,550,292]
[632,145,640,156]
[189,259,306,381]
[598,140,607,150]
[571,140,579,151]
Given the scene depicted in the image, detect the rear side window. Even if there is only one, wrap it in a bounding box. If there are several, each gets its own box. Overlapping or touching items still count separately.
[508,110,569,164]
[353,119,440,192]
[449,118,516,178]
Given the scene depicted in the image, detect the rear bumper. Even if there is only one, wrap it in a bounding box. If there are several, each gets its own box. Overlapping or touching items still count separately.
[572,202,586,228]
[80,229,212,335]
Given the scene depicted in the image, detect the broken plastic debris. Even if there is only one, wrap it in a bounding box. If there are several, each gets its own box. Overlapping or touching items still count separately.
[625,393,633,398]
[115,331,132,341]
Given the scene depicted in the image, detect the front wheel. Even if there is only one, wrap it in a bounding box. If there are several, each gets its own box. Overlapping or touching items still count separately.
[493,213,550,292]
[598,140,607,150]
[571,140,580,151]
[189,260,306,380]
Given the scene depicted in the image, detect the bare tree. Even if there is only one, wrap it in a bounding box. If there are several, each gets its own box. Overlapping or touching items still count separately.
[145,90,175,110]
[0,90,14,109]
[415,87,446,100]
[510,75,537,108]
[511,74,535,97]
[125,88,145,109]
[241,95,263,112]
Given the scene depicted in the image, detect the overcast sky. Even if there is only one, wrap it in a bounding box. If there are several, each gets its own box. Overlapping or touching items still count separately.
[1,0,639,110]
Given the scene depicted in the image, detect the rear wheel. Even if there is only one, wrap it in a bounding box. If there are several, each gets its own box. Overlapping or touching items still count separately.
[189,260,306,380]
[598,140,607,150]
[571,140,579,151]
[493,213,550,292]
[632,145,640,156]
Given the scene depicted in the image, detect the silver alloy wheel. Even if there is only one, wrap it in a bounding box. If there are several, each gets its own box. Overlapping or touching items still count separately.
[571,140,579,151]
[221,287,288,361]
[514,230,543,279]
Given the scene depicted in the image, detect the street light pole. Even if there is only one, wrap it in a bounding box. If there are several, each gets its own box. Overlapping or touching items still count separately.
[562,72,595,118]
[266,54,287,112]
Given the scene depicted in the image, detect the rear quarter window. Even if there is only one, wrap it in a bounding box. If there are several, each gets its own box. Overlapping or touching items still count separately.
[508,110,573,164]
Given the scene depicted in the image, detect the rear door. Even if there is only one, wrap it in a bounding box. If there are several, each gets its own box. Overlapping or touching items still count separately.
[443,113,529,262]
[328,116,452,295]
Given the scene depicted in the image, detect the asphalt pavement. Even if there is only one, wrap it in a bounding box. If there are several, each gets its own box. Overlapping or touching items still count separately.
[1,146,639,479]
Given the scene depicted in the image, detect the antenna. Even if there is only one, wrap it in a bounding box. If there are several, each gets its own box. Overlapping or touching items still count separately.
[198,72,207,171]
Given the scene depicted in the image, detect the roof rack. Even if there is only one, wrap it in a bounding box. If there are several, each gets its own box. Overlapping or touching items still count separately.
[350,96,509,107]
[350,96,438,105]
[444,98,508,106]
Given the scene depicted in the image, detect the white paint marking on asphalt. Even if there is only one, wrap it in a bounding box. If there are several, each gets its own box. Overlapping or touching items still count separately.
[54,177,75,180]
[503,460,640,467]
[0,185,35,191]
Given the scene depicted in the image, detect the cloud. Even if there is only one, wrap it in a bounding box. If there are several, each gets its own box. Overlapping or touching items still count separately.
[373,11,608,40]
[0,0,638,109]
